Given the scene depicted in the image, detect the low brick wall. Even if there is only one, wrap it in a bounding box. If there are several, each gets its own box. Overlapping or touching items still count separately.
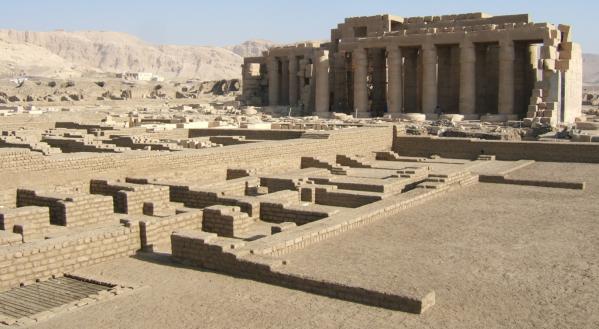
[393,135,599,163]
[16,189,114,227]
[90,179,171,215]
[0,223,140,291]
[0,231,22,246]
[478,175,586,190]
[115,188,170,215]
[138,210,203,250]
[169,171,479,314]
[189,128,305,140]
[249,174,478,257]
[133,178,262,216]
[314,188,382,208]
[0,127,392,196]
[202,206,253,238]
[0,149,45,172]
[171,231,434,314]
[260,203,331,226]
[0,206,50,242]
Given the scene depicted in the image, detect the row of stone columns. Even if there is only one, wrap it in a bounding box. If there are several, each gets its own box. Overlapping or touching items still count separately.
[268,40,517,117]
[353,39,517,117]
[268,52,330,114]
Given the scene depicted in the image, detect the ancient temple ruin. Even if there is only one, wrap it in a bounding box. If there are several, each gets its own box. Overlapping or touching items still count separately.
[242,13,583,125]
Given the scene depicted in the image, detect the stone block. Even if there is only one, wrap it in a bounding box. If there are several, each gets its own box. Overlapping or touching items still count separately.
[556,59,570,71]
[558,24,572,42]
[543,59,556,71]
[528,105,539,113]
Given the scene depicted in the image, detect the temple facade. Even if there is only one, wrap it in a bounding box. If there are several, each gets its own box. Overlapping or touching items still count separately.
[241,13,582,125]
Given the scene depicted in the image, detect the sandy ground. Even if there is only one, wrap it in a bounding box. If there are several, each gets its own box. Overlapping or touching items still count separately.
[26,162,598,329]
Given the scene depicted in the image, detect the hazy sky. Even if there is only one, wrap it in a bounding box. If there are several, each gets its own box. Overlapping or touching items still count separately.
[1,0,597,52]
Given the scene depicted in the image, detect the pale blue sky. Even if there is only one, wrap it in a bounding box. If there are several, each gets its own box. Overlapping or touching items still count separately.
[1,0,597,52]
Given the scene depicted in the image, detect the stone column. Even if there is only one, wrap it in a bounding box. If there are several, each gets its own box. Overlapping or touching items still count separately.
[288,55,299,106]
[267,57,280,106]
[315,50,330,117]
[353,48,369,117]
[387,46,403,115]
[459,40,476,118]
[498,40,515,117]
[421,43,438,116]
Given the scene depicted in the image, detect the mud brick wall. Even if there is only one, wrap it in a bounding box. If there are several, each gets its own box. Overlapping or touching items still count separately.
[300,157,335,170]
[226,168,256,180]
[0,224,140,291]
[147,180,260,216]
[145,177,256,202]
[222,190,300,218]
[0,148,43,171]
[0,206,49,231]
[54,122,117,133]
[260,203,330,225]
[209,136,256,146]
[215,196,260,217]
[116,187,170,215]
[202,206,253,238]
[0,127,392,196]
[178,190,226,209]
[188,128,305,140]
[167,189,260,217]
[0,231,22,246]
[260,177,300,193]
[89,179,129,197]
[0,190,16,208]
[171,231,434,314]
[1,151,124,174]
[393,135,599,163]
[1,126,390,175]
[249,174,478,257]
[138,210,203,250]
[206,177,260,196]
[90,180,170,215]
[147,182,191,204]
[16,190,66,225]
[478,175,586,190]
[258,190,300,203]
[309,178,386,193]
[214,190,302,218]
[314,188,382,208]
[43,137,125,153]
[171,231,243,270]
[335,154,373,168]
[106,136,181,151]
[16,190,114,227]
[0,206,50,242]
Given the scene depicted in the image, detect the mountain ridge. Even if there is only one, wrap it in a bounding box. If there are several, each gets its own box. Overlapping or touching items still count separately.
[0,30,275,80]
